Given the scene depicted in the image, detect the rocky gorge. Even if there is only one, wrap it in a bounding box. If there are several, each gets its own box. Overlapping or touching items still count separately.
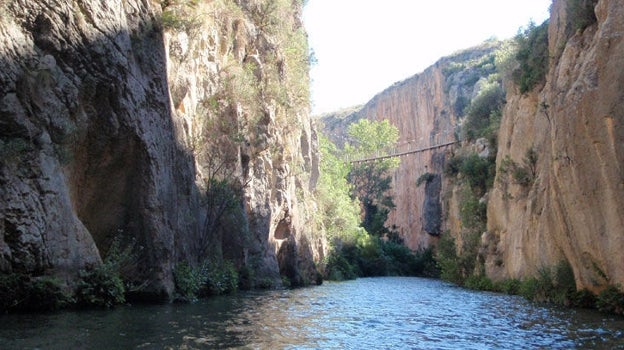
[1,0,623,312]
[0,0,324,302]
[322,0,624,293]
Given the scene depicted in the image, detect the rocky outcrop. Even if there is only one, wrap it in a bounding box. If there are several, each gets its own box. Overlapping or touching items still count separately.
[0,0,324,299]
[321,43,501,250]
[486,0,624,291]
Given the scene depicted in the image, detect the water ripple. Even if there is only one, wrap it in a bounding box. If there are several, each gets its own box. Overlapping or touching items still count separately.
[2,277,624,349]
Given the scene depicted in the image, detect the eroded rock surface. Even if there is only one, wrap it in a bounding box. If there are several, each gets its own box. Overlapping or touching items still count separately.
[0,0,324,298]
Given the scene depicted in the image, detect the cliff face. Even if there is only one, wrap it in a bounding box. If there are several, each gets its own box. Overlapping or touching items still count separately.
[0,0,323,298]
[321,43,500,250]
[487,0,624,291]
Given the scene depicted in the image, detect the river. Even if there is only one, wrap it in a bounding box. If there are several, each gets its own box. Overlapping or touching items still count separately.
[1,277,624,349]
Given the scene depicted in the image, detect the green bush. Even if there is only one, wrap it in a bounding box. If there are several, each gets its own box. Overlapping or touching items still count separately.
[0,274,71,313]
[596,285,624,315]
[514,21,549,93]
[569,288,597,309]
[75,263,126,308]
[496,279,522,295]
[519,277,539,300]
[324,250,358,281]
[200,260,239,296]
[459,154,496,196]
[174,263,203,300]
[464,275,494,291]
[462,82,505,142]
[411,248,440,278]
[517,261,578,306]
[416,172,436,187]
[512,166,532,186]
[173,259,240,300]
[436,232,463,285]
[568,0,598,32]
[444,154,464,177]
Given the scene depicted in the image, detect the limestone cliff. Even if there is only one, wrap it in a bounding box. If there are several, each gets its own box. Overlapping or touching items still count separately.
[0,0,324,299]
[486,0,624,291]
[321,43,501,250]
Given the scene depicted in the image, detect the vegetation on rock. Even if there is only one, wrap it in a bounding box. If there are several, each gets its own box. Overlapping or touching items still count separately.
[316,119,438,281]
[513,20,549,93]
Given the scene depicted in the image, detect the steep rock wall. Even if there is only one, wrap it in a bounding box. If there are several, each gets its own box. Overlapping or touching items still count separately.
[487,0,624,291]
[0,0,323,298]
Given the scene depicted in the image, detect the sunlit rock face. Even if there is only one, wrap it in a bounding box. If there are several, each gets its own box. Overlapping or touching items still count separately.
[487,0,624,291]
[0,0,324,299]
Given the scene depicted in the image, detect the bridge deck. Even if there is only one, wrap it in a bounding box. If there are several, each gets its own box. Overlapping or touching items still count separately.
[349,141,458,164]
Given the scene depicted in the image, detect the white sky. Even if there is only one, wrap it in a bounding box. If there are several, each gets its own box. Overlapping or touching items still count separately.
[303,0,552,115]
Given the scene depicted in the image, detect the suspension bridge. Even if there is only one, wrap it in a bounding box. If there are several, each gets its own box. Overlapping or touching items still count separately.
[347,130,459,164]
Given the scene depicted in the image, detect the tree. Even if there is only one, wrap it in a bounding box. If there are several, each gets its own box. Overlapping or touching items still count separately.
[344,119,400,236]
[316,136,362,244]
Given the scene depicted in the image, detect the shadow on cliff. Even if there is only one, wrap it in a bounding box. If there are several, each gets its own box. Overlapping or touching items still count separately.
[0,4,214,300]
[0,2,319,300]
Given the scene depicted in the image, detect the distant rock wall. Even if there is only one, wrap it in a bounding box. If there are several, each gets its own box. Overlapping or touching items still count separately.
[0,0,324,299]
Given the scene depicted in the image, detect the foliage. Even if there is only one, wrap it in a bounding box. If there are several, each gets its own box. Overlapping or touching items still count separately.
[517,261,578,306]
[494,39,519,84]
[0,274,71,313]
[75,262,126,308]
[445,153,496,196]
[462,80,505,143]
[569,288,597,309]
[345,119,400,237]
[495,279,522,295]
[499,147,538,187]
[324,234,438,281]
[315,136,362,244]
[436,231,465,285]
[596,285,624,315]
[459,188,487,233]
[324,249,358,281]
[514,21,549,93]
[173,259,239,301]
[567,0,598,32]
[460,154,496,196]
[345,119,399,158]
[198,158,248,260]
[200,260,239,296]
[174,263,203,300]
[464,274,494,291]
[416,172,436,187]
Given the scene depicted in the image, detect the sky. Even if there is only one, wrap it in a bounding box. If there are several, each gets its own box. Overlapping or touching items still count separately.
[303,0,552,115]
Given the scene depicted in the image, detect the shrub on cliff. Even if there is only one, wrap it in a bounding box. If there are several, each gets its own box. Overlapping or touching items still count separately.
[75,263,126,308]
[174,263,203,301]
[517,261,579,306]
[568,0,598,32]
[462,81,505,143]
[514,20,549,93]
[596,285,624,315]
[0,274,71,313]
[173,259,239,300]
[324,249,358,281]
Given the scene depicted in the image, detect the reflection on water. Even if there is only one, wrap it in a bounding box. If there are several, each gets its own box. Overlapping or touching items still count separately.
[2,277,624,349]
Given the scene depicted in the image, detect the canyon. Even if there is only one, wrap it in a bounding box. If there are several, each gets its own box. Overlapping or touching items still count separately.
[323,0,624,291]
[0,0,622,303]
[0,0,324,299]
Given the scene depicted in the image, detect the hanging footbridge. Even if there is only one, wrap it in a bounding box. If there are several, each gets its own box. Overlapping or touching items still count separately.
[347,128,460,164]
[348,140,459,164]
